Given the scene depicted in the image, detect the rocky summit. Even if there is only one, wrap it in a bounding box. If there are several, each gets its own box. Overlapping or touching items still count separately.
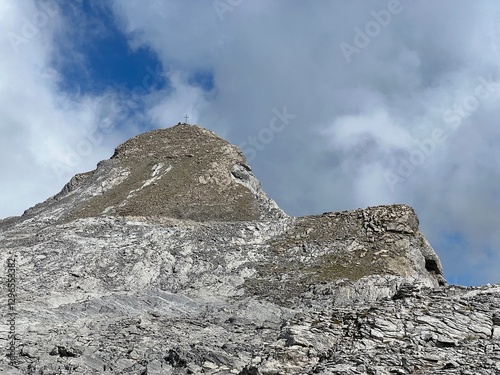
[0,124,498,375]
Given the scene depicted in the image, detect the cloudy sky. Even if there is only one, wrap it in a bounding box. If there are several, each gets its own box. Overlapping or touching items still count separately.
[1,0,499,286]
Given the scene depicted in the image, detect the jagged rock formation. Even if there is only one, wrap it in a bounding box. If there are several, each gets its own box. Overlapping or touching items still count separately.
[0,124,498,374]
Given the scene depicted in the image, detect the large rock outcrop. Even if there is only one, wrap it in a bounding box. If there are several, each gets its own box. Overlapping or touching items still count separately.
[0,124,498,374]
[22,125,284,223]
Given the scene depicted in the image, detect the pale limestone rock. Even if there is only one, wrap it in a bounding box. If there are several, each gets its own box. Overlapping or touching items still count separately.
[0,124,498,374]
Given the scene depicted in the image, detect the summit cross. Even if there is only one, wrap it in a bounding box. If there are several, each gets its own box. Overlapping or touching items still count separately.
[184,115,189,124]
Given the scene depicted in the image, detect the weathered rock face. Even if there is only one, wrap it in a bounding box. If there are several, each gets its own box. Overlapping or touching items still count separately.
[21,125,284,223]
[0,124,498,374]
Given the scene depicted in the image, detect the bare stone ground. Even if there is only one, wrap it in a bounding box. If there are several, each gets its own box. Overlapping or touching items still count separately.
[0,124,498,374]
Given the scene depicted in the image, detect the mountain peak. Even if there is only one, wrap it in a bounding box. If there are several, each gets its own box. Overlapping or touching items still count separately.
[23,124,284,222]
[111,124,224,160]
[15,124,445,290]
[8,124,498,375]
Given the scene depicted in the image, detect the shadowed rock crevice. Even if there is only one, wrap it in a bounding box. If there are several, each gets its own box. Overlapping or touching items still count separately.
[425,257,441,274]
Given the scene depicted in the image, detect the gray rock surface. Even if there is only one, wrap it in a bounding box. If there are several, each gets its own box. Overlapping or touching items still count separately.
[0,124,498,374]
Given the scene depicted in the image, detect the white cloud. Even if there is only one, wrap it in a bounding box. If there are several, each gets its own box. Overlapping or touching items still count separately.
[0,1,126,217]
[146,72,207,128]
[325,110,414,150]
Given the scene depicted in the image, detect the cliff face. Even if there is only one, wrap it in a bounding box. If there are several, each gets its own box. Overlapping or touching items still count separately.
[0,124,498,374]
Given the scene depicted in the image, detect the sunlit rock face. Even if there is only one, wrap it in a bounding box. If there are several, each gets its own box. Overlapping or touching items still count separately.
[21,124,285,223]
[1,124,498,375]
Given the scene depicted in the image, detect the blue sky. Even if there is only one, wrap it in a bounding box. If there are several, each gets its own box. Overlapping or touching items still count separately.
[1,0,500,286]
[55,2,170,102]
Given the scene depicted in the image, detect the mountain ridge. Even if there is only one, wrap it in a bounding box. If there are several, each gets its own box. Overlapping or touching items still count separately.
[20,124,285,224]
[0,123,498,374]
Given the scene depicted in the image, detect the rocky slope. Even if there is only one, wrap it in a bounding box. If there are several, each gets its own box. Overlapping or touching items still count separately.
[0,124,498,374]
